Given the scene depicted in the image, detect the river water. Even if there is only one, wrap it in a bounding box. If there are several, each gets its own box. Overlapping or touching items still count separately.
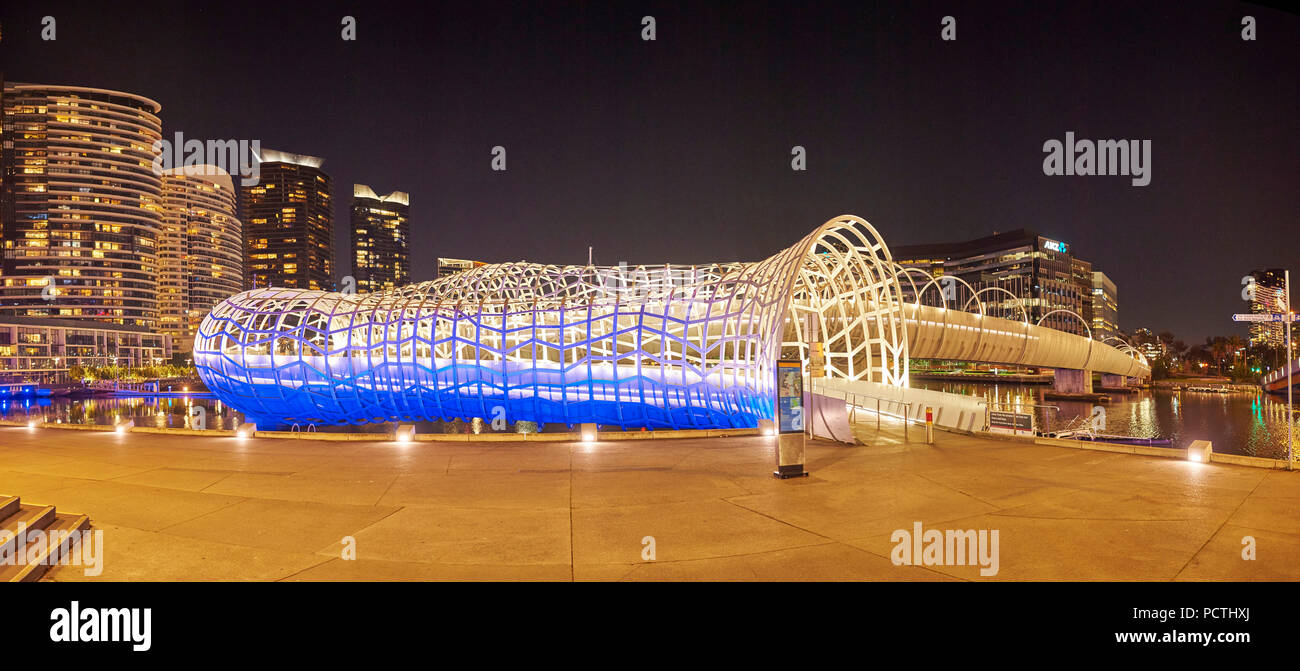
[0,394,547,436]
[914,380,1293,459]
[2,382,1294,459]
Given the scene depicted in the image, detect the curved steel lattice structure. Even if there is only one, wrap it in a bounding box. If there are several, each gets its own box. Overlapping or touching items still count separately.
[195,215,1150,429]
[195,216,910,429]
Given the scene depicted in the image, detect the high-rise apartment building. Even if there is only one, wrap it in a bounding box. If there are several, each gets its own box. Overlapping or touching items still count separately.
[158,166,243,352]
[240,149,332,290]
[350,185,410,293]
[0,82,165,329]
[1248,268,1287,348]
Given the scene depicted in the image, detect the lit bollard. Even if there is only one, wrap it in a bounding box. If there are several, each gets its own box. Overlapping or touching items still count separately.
[1187,439,1212,463]
[925,406,934,445]
[393,424,416,443]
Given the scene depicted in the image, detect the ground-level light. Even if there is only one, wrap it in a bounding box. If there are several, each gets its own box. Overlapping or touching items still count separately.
[1187,440,1212,463]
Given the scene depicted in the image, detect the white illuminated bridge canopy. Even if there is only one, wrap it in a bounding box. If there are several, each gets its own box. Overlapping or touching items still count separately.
[194,215,1148,429]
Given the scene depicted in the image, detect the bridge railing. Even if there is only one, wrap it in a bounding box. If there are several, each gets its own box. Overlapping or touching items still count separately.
[809,378,915,441]
[1262,359,1300,387]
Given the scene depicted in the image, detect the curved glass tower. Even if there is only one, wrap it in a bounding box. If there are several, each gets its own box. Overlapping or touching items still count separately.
[0,83,164,328]
[158,166,243,352]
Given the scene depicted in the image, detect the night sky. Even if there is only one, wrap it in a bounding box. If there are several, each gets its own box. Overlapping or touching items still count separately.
[1,0,1296,343]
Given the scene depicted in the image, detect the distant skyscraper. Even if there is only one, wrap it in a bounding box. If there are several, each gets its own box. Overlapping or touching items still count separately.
[350,185,410,293]
[0,82,165,328]
[240,149,332,290]
[158,166,243,352]
[1131,327,1165,361]
[1091,271,1119,343]
[1249,268,1286,348]
[1071,257,1093,335]
[436,258,485,278]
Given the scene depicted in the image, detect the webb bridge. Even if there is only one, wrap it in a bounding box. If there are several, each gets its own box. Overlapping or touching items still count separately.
[193,215,1149,431]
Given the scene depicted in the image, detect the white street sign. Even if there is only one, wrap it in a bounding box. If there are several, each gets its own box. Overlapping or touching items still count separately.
[1233,313,1297,322]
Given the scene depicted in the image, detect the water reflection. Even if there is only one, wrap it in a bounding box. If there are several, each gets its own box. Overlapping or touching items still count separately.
[5,385,1296,458]
[0,395,567,436]
[1,395,244,431]
[914,380,1293,459]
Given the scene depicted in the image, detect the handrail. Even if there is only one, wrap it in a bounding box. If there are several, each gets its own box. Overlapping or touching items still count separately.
[808,378,914,442]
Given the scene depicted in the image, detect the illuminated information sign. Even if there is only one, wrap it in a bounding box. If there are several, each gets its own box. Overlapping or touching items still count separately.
[776,359,804,434]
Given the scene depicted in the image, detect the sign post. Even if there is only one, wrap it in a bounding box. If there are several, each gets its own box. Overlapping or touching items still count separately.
[773,359,808,479]
[1231,313,1298,322]
[989,410,1033,435]
[1279,270,1289,468]
[1231,304,1296,469]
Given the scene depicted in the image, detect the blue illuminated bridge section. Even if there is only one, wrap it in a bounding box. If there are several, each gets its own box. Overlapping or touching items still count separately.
[194,216,1148,430]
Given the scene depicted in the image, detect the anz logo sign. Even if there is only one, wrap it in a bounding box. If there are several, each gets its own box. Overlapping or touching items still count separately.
[1043,239,1068,254]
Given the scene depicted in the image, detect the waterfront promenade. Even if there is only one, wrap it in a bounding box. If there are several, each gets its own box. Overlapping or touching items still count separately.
[1,421,1296,580]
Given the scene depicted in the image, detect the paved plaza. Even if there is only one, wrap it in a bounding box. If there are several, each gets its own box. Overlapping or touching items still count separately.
[1,421,1296,581]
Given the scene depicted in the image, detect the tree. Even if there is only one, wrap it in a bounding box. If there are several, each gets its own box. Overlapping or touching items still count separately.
[1169,339,1188,372]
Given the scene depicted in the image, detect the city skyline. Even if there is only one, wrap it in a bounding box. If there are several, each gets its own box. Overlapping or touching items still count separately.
[1,1,1297,343]
[3,0,1300,611]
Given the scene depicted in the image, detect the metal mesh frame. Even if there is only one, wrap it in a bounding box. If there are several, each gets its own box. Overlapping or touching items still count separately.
[193,216,910,429]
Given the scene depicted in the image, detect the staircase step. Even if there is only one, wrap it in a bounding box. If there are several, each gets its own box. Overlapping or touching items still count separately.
[0,504,57,561]
[0,513,92,582]
[0,495,18,522]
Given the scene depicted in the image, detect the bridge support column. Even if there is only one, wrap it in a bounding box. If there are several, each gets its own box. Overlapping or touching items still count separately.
[1054,368,1093,394]
[1100,373,1125,389]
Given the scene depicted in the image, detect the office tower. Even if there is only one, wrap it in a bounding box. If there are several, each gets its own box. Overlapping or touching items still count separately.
[0,82,164,328]
[158,166,243,352]
[1091,271,1119,343]
[350,185,410,293]
[1071,257,1093,334]
[240,149,332,290]
[892,231,1090,336]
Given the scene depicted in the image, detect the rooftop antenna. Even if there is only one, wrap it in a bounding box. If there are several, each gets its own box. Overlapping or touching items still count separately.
[588,246,593,266]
